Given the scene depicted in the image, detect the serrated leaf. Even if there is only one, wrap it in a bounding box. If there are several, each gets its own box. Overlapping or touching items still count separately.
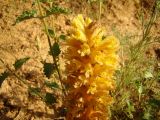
[14,57,30,70]
[0,71,9,87]
[28,86,41,96]
[59,34,66,40]
[45,93,56,105]
[15,10,37,24]
[48,28,55,38]
[50,42,61,56]
[45,81,60,89]
[43,63,55,78]
[46,6,71,16]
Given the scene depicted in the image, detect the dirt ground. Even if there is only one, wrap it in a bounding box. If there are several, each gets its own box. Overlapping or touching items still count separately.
[0,0,159,120]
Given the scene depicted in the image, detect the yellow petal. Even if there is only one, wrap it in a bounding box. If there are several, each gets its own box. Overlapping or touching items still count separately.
[78,43,91,56]
[97,36,119,51]
[72,14,85,30]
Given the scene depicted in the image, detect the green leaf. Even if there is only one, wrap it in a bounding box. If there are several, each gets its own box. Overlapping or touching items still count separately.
[46,6,71,16]
[45,81,60,89]
[15,10,37,24]
[144,71,153,79]
[50,42,61,56]
[43,63,55,78]
[143,111,152,120]
[13,57,30,70]
[138,84,143,94]
[48,28,55,38]
[0,71,9,87]
[127,101,135,112]
[135,80,140,87]
[59,34,66,40]
[126,100,135,119]
[45,93,56,105]
[28,86,41,96]
[148,98,160,108]
[156,1,160,11]
[138,83,143,101]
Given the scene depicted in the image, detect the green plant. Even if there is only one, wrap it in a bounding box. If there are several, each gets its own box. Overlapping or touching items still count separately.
[0,0,70,118]
[111,0,160,119]
[87,0,104,21]
[64,14,119,119]
[1,0,160,119]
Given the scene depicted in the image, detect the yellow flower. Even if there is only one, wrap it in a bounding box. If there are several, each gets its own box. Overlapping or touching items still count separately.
[64,14,119,120]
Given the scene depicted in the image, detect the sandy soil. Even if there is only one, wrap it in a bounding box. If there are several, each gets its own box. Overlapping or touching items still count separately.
[0,0,159,119]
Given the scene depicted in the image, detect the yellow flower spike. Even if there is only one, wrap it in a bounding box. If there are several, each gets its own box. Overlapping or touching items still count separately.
[65,14,119,120]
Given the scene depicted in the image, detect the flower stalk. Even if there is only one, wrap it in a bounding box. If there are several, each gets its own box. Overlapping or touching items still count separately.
[36,0,66,97]
[65,15,119,120]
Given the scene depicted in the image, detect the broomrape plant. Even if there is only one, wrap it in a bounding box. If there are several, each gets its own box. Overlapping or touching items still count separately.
[0,1,120,119]
[64,15,119,120]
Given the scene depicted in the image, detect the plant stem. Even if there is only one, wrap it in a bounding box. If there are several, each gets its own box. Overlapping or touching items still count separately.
[36,0,66,97]
[99,0,102,22]
[130,3,157,62]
